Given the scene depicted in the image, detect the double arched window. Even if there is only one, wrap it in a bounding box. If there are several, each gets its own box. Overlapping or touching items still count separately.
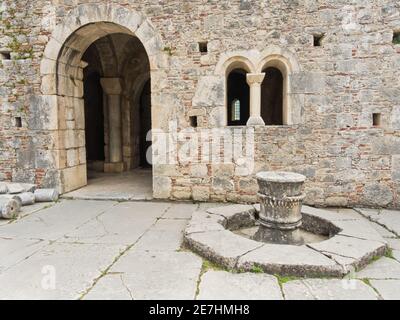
[227,66,285,126]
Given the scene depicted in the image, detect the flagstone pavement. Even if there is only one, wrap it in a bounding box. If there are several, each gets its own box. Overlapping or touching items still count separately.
[0,199,399,300]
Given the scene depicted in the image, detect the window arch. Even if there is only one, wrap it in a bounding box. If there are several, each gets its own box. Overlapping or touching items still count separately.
[227,69,250,126]
[261,67,284,125]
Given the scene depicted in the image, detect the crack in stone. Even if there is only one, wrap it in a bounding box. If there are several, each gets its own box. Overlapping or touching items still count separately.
[61,202,119,242]
[363,280,384,300]
[119,274,134,300]
[79,203,173,299]
[338,232,386,244]
[353,208,400,238]
[305,244,349,274]
[2,239,49,274]
[233,243,265,270]
[300,279,319,300]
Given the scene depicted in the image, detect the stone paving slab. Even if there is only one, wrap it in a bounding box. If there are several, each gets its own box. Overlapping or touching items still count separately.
[393,250,400,262]
[334,219,386,243]
[0,242,124,299]
[163,203,198,220]
[237,244,342,277]
[0,238,47,273]
[283,279,379,300]
[62,202,171,245]
[84,274,133,300]
[308,235,387,270]
[197,271,283,300]
[102,251,202,300]
[356,209,400,236]
[133,218,188,251]
[185,210,226,234]
[368,221,397,239]
[325,208,365,219]
[376,210,400,236]
[302,206,360,221]
[387,238,400,250]
[369,280,400,300]
[356,257,400,279]
[0,200,117,241]
[185,230,263,269]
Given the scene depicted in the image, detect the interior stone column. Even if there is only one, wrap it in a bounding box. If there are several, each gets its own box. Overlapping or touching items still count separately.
[246,73,266,126]
[100,78,124,173]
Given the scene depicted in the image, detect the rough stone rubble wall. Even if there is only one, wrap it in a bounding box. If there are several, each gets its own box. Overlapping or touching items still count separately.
[1,0,400,208]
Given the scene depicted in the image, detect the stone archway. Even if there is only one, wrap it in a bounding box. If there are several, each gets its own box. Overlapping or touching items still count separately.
[40,4,167,193]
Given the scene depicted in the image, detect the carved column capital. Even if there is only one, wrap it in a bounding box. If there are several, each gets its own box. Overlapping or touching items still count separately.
[100,77,123,95]
[246,73,265,86]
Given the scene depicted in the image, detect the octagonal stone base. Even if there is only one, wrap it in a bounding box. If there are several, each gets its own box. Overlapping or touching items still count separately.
[184,205,388,278]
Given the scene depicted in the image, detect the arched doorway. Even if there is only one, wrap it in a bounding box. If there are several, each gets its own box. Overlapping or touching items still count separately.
[81,32,151,179]
[42,20,159,196]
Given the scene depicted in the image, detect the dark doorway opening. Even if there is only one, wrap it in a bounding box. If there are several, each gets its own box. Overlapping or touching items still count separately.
[227,69,250,126]
[261,67,284,125]
[140,79,152,168]
[83,71,105,164]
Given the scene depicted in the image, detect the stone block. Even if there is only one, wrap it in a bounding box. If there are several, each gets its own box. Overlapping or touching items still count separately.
[362,183,393,207]
[60,165,87,193]
[291,72,326,94]
[28,95,58,130]
[237,244,343,277]
[185,230,262,269]
[153,176,171,199]
[192,186,210,201]
[212,177,234,191]
[190,164,208,178]
[192,76,224,107]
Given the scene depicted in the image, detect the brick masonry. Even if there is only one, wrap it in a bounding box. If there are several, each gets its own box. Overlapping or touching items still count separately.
[1,0,400,208]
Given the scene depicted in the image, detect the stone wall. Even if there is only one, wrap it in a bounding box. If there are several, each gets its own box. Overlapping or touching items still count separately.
[1,0,400,207]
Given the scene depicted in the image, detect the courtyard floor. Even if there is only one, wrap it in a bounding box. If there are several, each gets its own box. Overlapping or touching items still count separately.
[64,169,153,201]
[0,199,399,300]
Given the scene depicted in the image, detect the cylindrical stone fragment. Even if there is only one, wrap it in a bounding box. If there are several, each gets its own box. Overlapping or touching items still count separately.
[18,192,35,206]
[0,198,21,219]
[0,183,8,194]
[34,189,59,202]
[0,195,22,208]
[6,183,24,194]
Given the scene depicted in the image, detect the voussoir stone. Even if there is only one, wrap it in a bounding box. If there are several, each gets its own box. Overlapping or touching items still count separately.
[237,243,343,277]
[185,230,262,269]
[206,204,256,230]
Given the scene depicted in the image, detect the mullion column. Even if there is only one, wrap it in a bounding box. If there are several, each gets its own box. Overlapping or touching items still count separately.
[246,73,266,126]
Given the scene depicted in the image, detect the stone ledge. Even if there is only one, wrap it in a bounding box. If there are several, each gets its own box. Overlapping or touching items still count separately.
[184,204,388,277]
